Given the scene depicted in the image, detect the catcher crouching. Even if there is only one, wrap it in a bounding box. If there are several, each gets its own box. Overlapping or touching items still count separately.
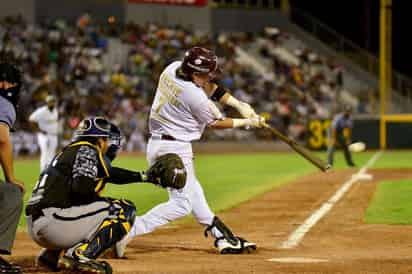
[25,117,186,274]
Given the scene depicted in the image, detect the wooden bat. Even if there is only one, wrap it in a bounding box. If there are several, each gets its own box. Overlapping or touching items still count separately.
[262,122,331,172]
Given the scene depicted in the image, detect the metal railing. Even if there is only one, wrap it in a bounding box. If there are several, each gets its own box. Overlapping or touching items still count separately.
[290,7,412,112]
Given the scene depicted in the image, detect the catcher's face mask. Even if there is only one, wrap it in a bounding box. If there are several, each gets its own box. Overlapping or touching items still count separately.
[106,123,123,161]
[0,62,22,109]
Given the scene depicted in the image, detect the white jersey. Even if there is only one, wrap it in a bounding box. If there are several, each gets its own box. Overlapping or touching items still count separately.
[149,61,219,142]
[29,105,59,135]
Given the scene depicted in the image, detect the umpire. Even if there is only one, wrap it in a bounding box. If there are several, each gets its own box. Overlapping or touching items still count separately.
[327,105,355,167]
[0,62,25,274]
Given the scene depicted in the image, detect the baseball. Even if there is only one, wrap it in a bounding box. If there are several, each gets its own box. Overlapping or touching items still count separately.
[349,142,366,152]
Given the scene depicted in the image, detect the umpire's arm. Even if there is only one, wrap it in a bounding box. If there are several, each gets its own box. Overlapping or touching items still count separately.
[0,123,15,182]
[0,123,24,192]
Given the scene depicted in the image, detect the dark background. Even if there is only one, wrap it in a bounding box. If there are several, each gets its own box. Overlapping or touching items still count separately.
[291,0,411,78]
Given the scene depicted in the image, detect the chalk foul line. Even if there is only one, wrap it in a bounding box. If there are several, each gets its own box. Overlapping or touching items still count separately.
[279,151,383,249]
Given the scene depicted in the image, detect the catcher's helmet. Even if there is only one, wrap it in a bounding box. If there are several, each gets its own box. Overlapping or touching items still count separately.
[73,116,113,140]
[0,62,22,109]
[181,47,218,76]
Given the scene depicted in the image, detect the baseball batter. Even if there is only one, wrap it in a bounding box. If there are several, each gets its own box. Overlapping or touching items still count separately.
[116,47,264,256]
[29,95,59,171]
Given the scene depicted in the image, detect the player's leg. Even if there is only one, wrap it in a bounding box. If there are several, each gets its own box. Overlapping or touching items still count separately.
[115,140,193,257]
[115,186,191,258]
[129,190,191,236]
[327,144,335,166]
[0,183,23,274]
[27,199,135,273]
[46,135,58,168]
[188,163,256,254]
[341,137,355,166]
[37,133,48,171]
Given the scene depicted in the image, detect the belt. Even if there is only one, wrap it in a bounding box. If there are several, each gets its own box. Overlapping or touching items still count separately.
[150,134,176,141]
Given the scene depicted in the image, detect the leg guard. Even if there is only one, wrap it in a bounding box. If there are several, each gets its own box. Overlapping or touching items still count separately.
[204,216,238,246]
[76,199,136,259]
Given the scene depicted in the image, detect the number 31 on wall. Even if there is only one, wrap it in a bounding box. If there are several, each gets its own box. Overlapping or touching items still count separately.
[308,120,331,150]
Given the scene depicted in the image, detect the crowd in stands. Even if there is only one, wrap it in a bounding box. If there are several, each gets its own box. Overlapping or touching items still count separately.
[0,14,371,156]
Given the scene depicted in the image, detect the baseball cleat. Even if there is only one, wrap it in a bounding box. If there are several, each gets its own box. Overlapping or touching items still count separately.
[0,256,22,274]
[58,254,112,274]
[215,237,257,254]
[36,248,62,272]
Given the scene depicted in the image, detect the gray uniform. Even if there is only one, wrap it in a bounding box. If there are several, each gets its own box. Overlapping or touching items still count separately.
[327,113,355,167]
[0,96,23,254]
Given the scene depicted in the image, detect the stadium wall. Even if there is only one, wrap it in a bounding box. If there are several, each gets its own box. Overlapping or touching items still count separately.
[126,3,212,32]
[126,3,290,33]
[35,0,125,24]
[210,8,290,33]
[0,0,35,23]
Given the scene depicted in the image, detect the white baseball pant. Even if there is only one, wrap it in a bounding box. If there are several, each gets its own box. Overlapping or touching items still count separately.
[37,133,58,172]
[128,138,223,239]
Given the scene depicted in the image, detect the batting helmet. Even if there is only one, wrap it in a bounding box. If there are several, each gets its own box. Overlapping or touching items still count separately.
[181,47,219,76]
[0,62,22,109]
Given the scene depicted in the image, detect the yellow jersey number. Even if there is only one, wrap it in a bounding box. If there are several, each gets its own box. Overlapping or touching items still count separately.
[308,119,331,150]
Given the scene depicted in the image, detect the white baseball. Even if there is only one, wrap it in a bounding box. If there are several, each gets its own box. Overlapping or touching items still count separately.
[349,142,366,152]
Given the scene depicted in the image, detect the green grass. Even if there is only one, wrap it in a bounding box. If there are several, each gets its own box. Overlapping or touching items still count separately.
[365,179,412,224]
[2,150,410,229]
[373,150,412,168]
[5,152,322,229]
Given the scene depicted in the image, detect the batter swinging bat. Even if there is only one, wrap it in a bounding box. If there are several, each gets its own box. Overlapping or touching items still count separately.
[262,122,331,172]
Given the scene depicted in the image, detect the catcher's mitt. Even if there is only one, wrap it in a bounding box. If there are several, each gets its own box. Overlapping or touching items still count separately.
[146,153,187,189]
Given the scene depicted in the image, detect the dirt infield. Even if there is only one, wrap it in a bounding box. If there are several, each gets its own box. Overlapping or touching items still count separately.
[8,168,412,274]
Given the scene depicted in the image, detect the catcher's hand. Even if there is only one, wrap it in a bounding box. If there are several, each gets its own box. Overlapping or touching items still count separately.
[146,153,187,189]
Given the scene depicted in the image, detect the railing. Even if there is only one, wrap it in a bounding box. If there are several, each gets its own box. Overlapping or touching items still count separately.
[290,7,412,112]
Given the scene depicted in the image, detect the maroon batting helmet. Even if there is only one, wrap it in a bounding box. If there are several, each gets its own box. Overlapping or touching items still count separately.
[181,47,219,76]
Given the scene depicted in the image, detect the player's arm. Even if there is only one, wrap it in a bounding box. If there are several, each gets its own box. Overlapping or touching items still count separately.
[29,121,43,133]
[106,167,146,185]
[204,99,264,129]
[0,123,25,192]
[71,146,101,202]
[209,117,263,129]
[0,123,14,181]
[108,157,186,190]
[206,83,258,119]
[28,110,46,134]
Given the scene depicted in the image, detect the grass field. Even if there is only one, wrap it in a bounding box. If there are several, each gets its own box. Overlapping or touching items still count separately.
[365,179,412,224]
[1,150,410,229]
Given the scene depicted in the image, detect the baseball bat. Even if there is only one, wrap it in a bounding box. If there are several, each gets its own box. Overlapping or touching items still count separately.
[262,122,331,172]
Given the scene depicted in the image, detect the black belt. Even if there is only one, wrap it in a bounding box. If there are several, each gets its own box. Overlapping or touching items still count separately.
[150,134,176,141]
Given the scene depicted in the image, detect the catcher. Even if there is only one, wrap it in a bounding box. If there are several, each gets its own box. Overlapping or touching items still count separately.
[25,116,186,274]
